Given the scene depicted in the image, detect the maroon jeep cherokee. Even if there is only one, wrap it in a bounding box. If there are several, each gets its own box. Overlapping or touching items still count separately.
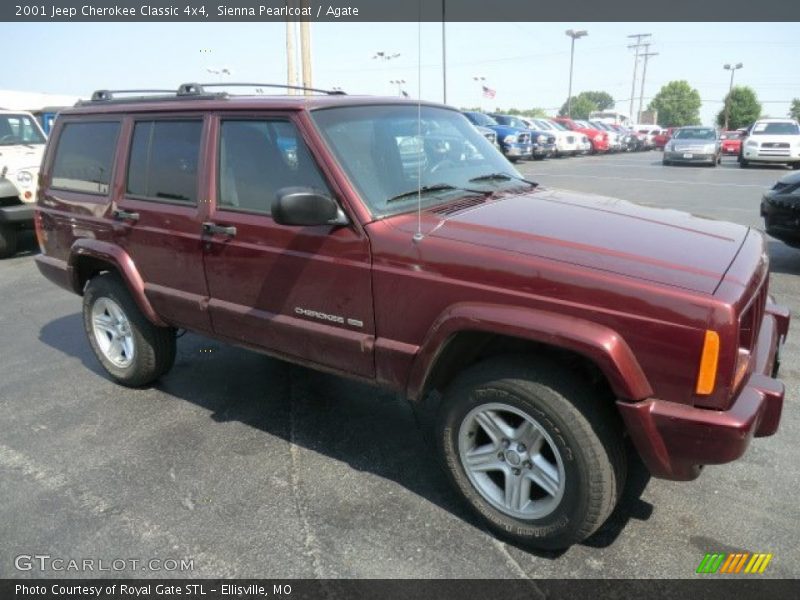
[34,85,789,549]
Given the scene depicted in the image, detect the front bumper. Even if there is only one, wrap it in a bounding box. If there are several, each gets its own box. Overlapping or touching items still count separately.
[502,143,533,158]
[743,148,800,163]
[721,144,741,155]
[664,150,716,163]
[0,203,35,225]
[617,302,790,481]
[761,193,800,247]
[532,142,556,157]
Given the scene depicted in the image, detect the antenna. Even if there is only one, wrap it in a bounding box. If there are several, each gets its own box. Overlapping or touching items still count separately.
[413,6,424,243]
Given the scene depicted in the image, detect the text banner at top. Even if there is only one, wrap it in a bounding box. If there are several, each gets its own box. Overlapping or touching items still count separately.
[3,0,799,22]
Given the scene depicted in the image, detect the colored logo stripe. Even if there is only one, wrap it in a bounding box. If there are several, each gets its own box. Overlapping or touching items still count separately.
[697,552,772,574]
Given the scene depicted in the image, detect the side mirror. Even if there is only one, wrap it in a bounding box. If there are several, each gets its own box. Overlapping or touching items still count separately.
[271,187,348,227]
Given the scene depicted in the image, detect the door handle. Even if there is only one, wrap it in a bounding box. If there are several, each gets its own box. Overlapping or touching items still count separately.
[112,209,140,222]
[202,222,237,237]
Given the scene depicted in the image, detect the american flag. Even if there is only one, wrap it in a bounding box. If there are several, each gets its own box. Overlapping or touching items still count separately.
[482,85,496,99]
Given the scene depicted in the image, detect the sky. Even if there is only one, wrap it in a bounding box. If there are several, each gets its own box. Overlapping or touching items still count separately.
[2,21,798,125]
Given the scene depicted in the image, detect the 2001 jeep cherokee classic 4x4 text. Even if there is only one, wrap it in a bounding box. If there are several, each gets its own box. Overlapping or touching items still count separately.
[35,84,790,550]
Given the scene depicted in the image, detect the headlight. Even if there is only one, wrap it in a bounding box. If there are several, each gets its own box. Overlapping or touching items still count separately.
[16,170,33,185]
[537,134,547,143]
[704,144,717,153]
[746,140,758,147]
[503,134,517,144]
[666,143,674,151]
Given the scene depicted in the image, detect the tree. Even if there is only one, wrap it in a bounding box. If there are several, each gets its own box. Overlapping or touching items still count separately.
[790,98,800,121]
[558,91,616,119]
[716,86,762,130]
[647,80,702,127]
[502,107,548,118]
[558,95,598,119]
[580,91,615,111]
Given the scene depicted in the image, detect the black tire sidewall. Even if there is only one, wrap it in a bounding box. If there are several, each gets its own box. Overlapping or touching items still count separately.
[0,224,18,258]
[438,375,598,548]
[82,274,174,386]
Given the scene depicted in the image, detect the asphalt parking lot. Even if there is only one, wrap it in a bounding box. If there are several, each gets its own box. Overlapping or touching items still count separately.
[1,150,798,580]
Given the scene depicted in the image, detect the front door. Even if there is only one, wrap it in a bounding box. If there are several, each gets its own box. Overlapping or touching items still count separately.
[201,114,375,378]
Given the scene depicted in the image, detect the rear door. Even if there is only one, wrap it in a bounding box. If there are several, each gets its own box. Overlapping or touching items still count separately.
[200,112,375,378]
[112,115,212,332]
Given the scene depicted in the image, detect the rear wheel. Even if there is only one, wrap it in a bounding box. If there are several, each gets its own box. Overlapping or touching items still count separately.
[83,273,176,387]
[437,357,626,550]
[0,224,18,259]
[740,158,749,168]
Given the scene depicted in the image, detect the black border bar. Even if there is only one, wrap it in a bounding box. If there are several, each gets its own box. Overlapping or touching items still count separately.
[3,0,800,22]
[3,579,800,600]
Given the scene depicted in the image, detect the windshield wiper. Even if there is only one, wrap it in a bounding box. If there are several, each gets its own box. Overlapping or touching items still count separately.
[469,172,538,188]
[386,183,487,204]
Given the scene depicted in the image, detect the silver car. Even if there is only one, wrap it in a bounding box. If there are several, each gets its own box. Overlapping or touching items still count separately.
[662,126,721,167]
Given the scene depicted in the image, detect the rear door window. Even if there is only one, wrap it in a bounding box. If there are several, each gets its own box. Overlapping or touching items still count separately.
[126,120,203,204]
[51,121,120,194]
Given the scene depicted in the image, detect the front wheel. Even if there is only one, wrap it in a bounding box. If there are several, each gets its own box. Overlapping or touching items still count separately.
[437,357,626,550]
[83,273,176,387]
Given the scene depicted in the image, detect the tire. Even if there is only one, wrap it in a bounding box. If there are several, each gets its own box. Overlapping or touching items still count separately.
[740,158,749,168]
[792,162,800,171]
[662,159,670,166]
[436,356,627,550]
[83,273,176,387]
[0,224,18,259]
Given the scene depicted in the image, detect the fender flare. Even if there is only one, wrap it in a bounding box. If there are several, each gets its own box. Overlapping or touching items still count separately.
[68,239,168,327]
[406,302,653,403]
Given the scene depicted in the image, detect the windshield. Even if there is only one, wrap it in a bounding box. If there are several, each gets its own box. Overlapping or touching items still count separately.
[549,120,569,131]
[672,128,716,140]
[494,115,528,129]
[312,105,525,218]
[751,122,800,135]
[465,112,497,127]
[0,114,46,145]
[532,119,552,130]
[720,132,741,140]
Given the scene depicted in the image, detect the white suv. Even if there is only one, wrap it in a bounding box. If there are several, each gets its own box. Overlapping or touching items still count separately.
[0,109,47,257]
[740,118,800,169]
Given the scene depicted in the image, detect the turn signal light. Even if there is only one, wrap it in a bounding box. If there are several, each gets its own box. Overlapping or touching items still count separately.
[695,330,720,395]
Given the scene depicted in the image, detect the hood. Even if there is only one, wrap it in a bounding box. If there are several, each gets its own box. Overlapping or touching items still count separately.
[489,125,525,137]
[393,189,749,294]
[0,144,45,174]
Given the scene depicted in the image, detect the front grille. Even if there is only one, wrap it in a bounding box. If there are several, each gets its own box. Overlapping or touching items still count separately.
[739,279,768,352]
[762,142,790,148]
[517,133,530,144]
[759,149,791,157]
[547,135,556,144]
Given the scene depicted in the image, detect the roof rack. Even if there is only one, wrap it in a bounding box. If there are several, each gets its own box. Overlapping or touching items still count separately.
[178,82,347,96]
[80,82,346,105]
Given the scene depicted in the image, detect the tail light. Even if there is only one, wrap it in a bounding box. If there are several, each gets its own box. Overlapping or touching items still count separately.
[34,209,47,250]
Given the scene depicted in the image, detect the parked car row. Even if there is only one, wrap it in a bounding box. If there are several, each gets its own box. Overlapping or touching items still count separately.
[462,111,661,163]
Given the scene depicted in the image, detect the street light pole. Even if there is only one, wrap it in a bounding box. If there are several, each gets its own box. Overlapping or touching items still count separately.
[390,79,407,96]
[565,29,587,118]
[723,62,743,130]
[373,51,401,95]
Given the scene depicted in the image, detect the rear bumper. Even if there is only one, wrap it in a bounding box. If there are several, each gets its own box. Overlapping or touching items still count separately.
[617,303,789,481]
[0,203,34,225]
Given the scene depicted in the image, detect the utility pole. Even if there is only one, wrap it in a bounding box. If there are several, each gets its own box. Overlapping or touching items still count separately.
[299,0,312,94]
[285,18,297,94]
[723,63,743,130]
[627,33,651,123]
[637,47,658,123]
[442,0,447,104]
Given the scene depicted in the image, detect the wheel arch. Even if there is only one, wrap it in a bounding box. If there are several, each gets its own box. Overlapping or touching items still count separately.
[407,303,652,416]
[68,239,167,327]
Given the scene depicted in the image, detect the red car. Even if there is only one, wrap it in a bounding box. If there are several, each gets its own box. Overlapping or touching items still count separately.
[720,130,744,155]
[554,117,610,153]
[35,86,789,550]
[653,127,675,150]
